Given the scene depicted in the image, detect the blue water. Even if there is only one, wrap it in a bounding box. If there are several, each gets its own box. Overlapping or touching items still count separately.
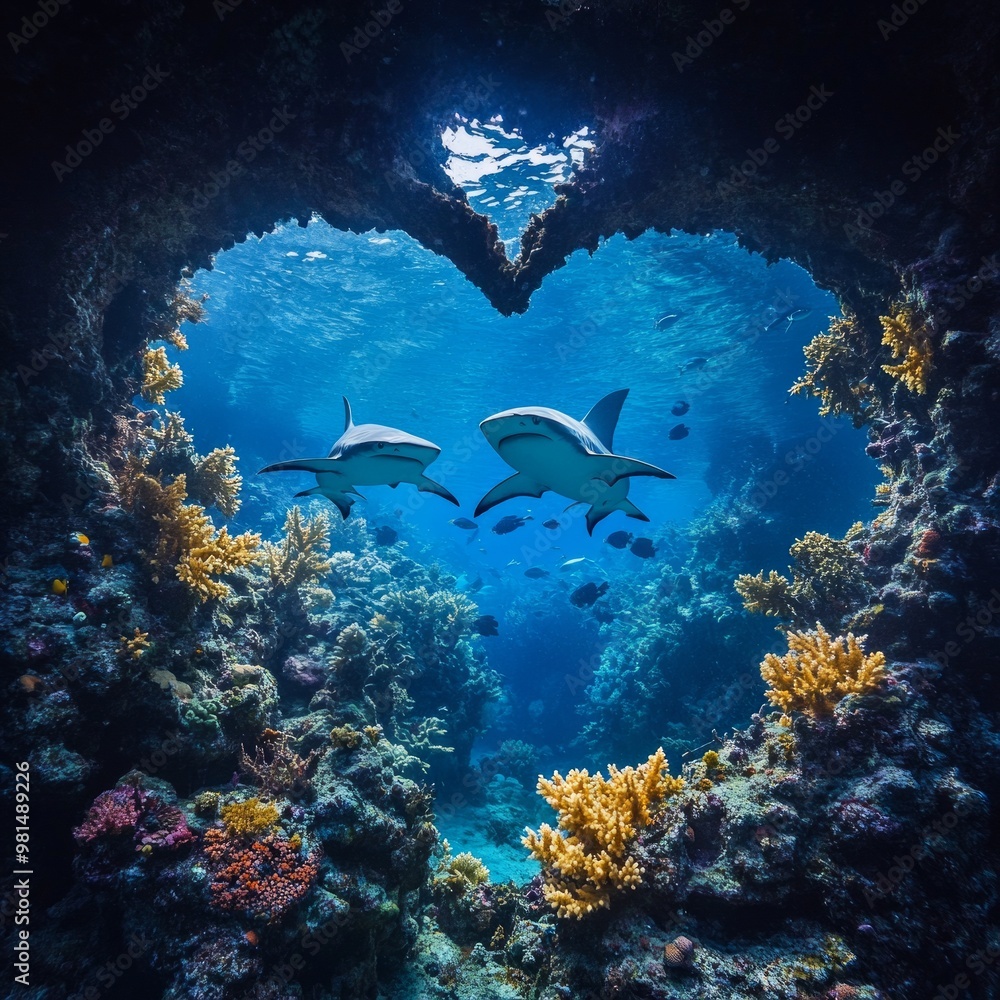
[164,192,880,880]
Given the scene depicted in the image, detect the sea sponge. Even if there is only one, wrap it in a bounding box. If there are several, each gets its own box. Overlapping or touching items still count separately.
[262,506,332,590]
[141,346,184,404]
[522,747,684,918]
[760,623,886,717]
[880,306,932,395]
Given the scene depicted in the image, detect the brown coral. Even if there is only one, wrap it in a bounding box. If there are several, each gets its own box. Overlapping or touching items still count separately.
[262,506,332,590]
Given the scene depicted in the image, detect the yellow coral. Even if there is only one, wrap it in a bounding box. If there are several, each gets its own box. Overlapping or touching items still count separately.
[191,446,243,519]
[880,307,932,395]
[329,725,363,750]
[220,797,280,837]
[734,570,795,617]
[434,840,490,894]
[131,472,260,602]
[118,627,151,660]
[522,747,684,919]
[262,506,332,590]
[141,346,184,404]
[760,623,886,717]
[143,410,194,457]
[790,312,877,427]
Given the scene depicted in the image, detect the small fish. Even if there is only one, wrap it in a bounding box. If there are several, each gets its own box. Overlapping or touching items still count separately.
[671,400,690,416]
[70,532,89,546]
[559,557,590,571]
[570,581,609,608]
[678,357,708,374]
[524,567,550,578]
[593,606,615,624]
[669,424,690,440]
[492,514,533,535]
[468,576,484,594]
[604,530,633,550]
[472,614,499,637]
[52,578,69,595]
[488,568,502,580]
[374,525,398,546]
[629,537,657,559]
[654,313,681,330]
[450,517,479,531]
[506,559,521,567]
[764,305,813,332]
[101,554,113,569]
[542,518,561,530]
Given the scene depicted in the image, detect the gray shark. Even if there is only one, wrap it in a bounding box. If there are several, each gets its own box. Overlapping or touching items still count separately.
[475,389,674,535]
[259,397,459,518]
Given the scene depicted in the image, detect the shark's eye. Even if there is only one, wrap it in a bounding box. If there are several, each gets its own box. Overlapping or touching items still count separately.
[532,416,540,425]
[378,442,384,449]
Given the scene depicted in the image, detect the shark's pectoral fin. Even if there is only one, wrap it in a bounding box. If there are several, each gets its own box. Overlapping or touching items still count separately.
[419,475,460,506]
[259,458,340,475]
[294,487,356,520]
[596,454,676,485]
[346,488,367,500]
[475,473,546,517]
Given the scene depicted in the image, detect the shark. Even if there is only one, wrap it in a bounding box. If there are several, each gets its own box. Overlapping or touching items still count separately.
[259,397,459,518]
[475,389,675,535]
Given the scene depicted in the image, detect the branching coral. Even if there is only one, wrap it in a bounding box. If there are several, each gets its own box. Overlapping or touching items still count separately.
[189,446,243,519]
[118,627,151,660]
[790,311,878,427]
[239,728,321,798]
[735,531,868,627]
[150,474,259,601]
[434,839,490,894]
[141,346,184,404]
[734,569,795,618]
[522,747,684,918]
[760,623,886,717]
[121,469,259,601]
[262,506,333,590]
[880,306,933,395]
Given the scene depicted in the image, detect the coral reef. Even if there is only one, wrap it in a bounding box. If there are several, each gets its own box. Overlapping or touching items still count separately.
[140,346,184,405]
[261,504,332,590]
[522,747,684,918]
[880,306,933,395]
[760,623,887,717]
[736,529,870,630]
[790,311,880,427]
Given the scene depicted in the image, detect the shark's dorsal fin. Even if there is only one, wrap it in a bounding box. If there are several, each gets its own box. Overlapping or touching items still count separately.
[581,389,629,451]
[343,397,354,432]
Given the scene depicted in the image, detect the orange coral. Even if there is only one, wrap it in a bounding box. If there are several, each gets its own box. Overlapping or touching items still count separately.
[203,829,320,922]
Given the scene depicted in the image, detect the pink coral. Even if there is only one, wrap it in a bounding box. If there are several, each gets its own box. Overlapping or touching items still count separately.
[74,783,195,853]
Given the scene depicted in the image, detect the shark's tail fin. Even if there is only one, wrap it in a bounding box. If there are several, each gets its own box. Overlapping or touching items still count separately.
[618,498,650,522]
[585,497,649,536]
[418,475,460,506]
[295,486,356,520]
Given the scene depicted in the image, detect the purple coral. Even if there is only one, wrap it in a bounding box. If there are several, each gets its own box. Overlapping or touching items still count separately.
[74,783,195,853]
